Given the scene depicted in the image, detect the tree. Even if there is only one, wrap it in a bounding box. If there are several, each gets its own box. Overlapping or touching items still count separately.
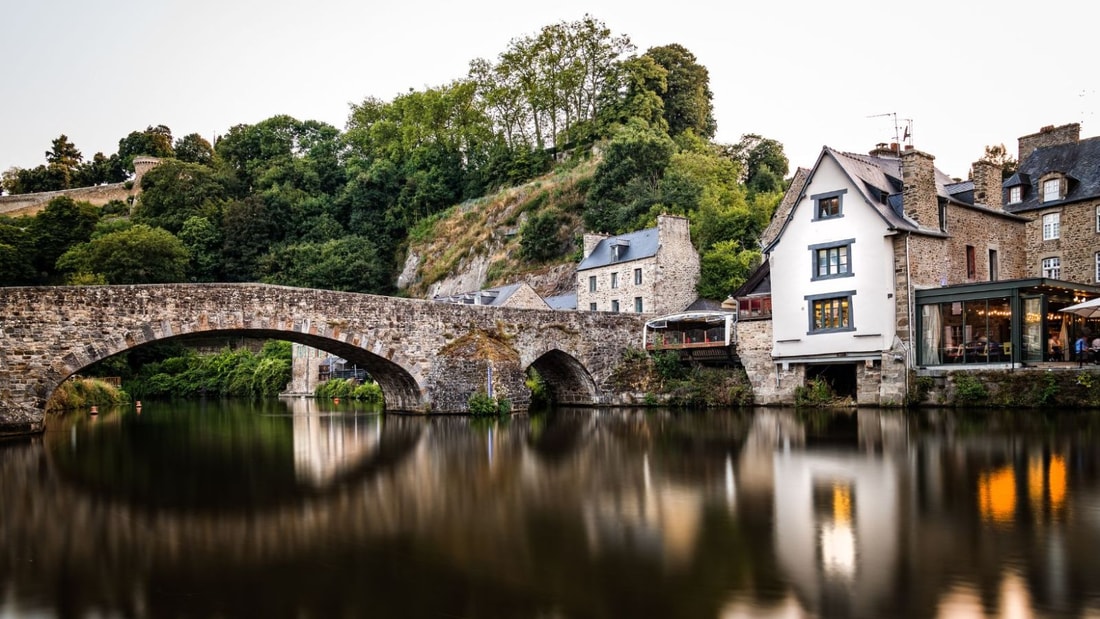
[174,133,215,166]
[117,125,175,171]
[730,134,789,194]
[56,224,189,284]
[258,235,389,293]
[583,121,676,233]
[519,210,564,261]
[644,44,716,139]
[178,216,223,281]
[0,217,35,284]
[978,143,1018,179]
[134,159,228,233]
[45,134,83,188]
[696,239,760,300]
[30,196,99,279]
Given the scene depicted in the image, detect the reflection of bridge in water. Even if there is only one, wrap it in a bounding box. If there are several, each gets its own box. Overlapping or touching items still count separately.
[4,407,1100,618]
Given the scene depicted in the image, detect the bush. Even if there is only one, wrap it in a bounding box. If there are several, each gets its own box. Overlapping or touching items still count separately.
[47,377,129,414]
[467,390,510,416]
[795,377,837,407]
[952,373,989,405]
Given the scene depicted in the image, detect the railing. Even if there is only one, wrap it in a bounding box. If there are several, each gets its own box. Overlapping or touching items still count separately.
[645,326,729,350]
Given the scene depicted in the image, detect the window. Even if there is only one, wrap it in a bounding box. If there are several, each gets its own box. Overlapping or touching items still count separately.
[611,299,620,313]
[806,291,856,333]
[989,249,998,281]
[809,239,854,280]
[1096,205,1100,232]
[634,268,642,285]
[588,275,596,292]
[634,297,643,313]
[589,302,597,311]
[1042,256,1061,279]
[611,272,619,289]
[1042,213,1060,240]
[966,245,976,280]
[1043,178,1061,202]
[1095,252,1100,283]
[1008,186,1022,204]
[811,189,847,221]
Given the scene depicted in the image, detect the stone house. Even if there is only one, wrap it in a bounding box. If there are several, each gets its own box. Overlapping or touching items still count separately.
[577,214,700,315]
[1003,123,1100,283]
[432,281,549,310]
[756,143,1029,405]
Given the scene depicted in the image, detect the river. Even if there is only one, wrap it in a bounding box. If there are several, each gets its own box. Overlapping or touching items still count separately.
[2,400,1100,618]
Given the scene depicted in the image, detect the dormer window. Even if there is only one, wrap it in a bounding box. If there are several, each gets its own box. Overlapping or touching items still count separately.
[610,239,630,261]
[1008,186,1022,204]
[1041,175,1065,203]
[811,189,847,221]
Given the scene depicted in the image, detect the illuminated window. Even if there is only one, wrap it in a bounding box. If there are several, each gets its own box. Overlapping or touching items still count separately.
[806,291,855,333]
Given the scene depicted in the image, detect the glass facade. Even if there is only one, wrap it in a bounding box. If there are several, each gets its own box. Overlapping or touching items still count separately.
[916,279,1100,366]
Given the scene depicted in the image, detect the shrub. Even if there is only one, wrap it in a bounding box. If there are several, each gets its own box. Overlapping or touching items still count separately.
[795,377,837,407]
[952,373,989,405]
[467,390,511,416]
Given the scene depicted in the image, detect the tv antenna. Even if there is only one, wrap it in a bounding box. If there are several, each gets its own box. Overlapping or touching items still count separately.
[867,112,913,148]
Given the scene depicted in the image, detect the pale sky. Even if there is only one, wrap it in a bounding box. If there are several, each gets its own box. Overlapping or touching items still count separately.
[4,0,1098,181]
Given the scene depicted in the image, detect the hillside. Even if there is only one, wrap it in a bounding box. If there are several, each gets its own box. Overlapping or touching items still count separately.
[397,157,597,300]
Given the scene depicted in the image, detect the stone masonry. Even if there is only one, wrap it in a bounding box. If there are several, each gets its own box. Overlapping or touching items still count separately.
[0,283,645,435]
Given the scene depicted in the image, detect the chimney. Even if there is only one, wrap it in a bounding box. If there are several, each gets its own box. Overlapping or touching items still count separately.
[869,142,901,158]
[656,213,691,243]
[582,232,609,259]
[1018,123,1080,163]
[971,160,1003,209]
[901,149,938,228]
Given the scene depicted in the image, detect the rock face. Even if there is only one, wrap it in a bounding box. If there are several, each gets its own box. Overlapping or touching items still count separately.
[0,283,645,435]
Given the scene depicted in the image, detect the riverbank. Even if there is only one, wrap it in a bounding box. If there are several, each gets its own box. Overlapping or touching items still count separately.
[46,377,129,414]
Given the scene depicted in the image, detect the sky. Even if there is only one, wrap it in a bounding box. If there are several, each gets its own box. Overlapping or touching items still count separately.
[4,0,1099,181]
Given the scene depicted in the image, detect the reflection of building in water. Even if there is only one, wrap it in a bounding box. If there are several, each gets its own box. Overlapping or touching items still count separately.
[291,401,381,486]
[582,453,704,568]
[773,448,902,617]
[978,453,1068,526]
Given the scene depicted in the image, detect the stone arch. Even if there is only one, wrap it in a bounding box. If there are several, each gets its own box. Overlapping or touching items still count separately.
[49,327,426,412]
[527,349,599,405]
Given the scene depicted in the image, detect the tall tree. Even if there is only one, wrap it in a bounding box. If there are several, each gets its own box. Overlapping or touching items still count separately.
[644,44,716,139]
[117,125,175,172]
[583,121,676,233]
[45,134,83,189]
[30,196,99,279]
[174,133,215,166]
[134,160,228,234]
[56,224,189,284]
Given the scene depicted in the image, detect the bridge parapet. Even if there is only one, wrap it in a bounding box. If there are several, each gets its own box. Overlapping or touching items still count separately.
[0,284,645,435]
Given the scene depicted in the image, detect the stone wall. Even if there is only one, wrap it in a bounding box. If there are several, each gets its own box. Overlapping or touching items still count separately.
[901,149,938,229]
[1025,198,1100,282]
[653,215,701,315]
[0,183,135,216]
[735,318,782,404]
[0,284,646,435]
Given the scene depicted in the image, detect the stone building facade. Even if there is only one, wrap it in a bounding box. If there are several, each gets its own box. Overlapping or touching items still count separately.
[576,214,700,315]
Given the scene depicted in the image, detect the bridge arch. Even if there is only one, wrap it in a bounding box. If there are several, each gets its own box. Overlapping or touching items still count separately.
[50,327,426,412]
[527,349,599,405]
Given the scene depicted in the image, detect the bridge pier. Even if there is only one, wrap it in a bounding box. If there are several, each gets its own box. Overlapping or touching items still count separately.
[0,400,45,437]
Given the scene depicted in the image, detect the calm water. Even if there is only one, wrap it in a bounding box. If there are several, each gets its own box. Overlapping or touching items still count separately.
[3,401,1100,619]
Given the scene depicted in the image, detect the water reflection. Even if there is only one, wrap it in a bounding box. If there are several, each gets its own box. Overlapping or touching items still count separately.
[2,405,1100,617]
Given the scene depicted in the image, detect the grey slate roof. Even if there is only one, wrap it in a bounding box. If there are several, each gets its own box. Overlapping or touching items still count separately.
[1004,136,1100,213]
[544,292,577,310]
[578,227,660,271]
[433,282,524,307]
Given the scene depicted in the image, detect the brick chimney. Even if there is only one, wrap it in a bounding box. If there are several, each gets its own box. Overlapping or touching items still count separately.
[1018,123,1080,163]
[971,160,1002,209]
[901,149,938,228]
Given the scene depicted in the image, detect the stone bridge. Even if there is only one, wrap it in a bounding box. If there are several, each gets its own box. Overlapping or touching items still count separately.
[0,283,646,435]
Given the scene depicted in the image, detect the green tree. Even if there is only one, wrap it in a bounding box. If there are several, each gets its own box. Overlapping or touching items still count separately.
[258,235,390,293]
[45,134,83,188]
[644,44,716,139]
[134,159,228,233]
[583,121,676,233]
[696,240,760,300]
[178,216,223,281]
[519,210,564,261]
[0,217,35,284]
[174,133,215,166]
[117,125,175,171]
[978,143,1018,179]
[56,224,189,284]
[731,134,789,194]
[30,196,99,279]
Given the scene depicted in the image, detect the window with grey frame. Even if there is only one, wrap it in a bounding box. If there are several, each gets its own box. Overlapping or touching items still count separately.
[809,238,854,280]
[806,291,856,333]
[811,189,847,221]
